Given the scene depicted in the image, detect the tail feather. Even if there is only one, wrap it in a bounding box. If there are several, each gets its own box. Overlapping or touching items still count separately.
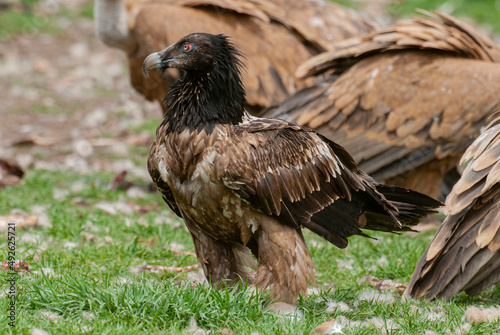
[304,183,442,248]
[375,184,443,226]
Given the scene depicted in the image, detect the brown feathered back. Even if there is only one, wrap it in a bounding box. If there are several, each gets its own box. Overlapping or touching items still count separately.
[102,0,375,113]
[404,112,500,300]
[266,11,500,198]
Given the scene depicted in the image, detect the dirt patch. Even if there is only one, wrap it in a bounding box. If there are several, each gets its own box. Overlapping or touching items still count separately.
[0,5,160,178]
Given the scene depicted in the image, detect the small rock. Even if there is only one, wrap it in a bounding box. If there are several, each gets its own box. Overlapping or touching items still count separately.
[336,259,353,270]
[53,188,70,201]
[116,277,132,285]
[70,180,86,193]
[126,186,146,199]
[307,287,321,296]
[168,242,186,251]
[137,217,150,227]
[16,153,34,171]
[378,255,388,267]
[81,232,99,243]
[308,240,324,249]
[62,241,78,249]
[95,201,133,215]
[0,214,38,232]
[325,301,351,313]
[31,328,49,335]
[73,139,93,157]
[457,322,471,333]
[465,306,500,323]
[110,143,129,156]
[30,206,52,229]
[40,311,60,323]
[80,325,92,333]
[83,109,107,128]
[312,319,344,334]
[187,269,208,285]
[69,42,89,59]
[33,58,51,73]
[83,221,100,232]
[188,317,208,335]
[366,317,397,332]
[21,233,41,244]
[41,268,55,278]
[82,311,95,320]
[268,302,303,320]
[423,310,445,322]
[357,289,395,304]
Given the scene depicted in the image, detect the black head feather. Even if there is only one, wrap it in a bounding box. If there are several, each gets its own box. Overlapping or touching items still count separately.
[145,33,247,133]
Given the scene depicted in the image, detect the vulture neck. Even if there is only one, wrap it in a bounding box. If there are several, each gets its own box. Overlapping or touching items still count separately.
[163,62,246,134]
[94,0,136,53]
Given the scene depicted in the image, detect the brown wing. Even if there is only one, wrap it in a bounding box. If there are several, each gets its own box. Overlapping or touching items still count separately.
[182,0,376,53]
[266,12,500,197]
[405,113,500,300]
[122,0,375,114]
[296,10,500,78]
[245,0,376,53]
[222,118,441,248]
[147,140,181,217]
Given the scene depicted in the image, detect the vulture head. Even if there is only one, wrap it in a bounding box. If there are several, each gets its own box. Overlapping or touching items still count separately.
[142,33,247,131]
[143,33,244,75]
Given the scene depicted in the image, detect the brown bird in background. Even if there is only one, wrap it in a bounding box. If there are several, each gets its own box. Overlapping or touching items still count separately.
[94,0,375,114]
[404,111,500,301]
[143,33,441,304]
[266,11,500,199]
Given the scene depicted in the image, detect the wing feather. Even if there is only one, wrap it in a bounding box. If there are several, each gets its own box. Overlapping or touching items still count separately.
[222,118,440,248]
[405,113,500,300]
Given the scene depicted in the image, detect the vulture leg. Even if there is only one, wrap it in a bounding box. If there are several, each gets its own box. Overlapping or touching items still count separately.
[183,215,255,288]
[255,222,316,304]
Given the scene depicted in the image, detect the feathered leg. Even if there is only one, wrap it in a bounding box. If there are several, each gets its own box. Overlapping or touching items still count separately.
[183,216,255,288]
[255,221,316,304]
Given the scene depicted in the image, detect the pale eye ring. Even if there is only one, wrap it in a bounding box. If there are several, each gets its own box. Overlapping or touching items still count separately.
[182,42,193,52]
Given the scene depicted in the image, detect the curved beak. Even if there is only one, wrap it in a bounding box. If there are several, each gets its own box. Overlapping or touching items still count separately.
[142,52,162,76]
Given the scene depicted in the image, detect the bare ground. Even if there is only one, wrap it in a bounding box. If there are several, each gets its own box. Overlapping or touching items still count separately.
[0,5,160,182]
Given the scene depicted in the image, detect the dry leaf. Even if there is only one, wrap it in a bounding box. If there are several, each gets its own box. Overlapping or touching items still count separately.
[359,275,406,294]
[268,302,303,320]
[11,134,56,147]
[0,158,24,188]
[110,170,132,191]
[2,260,31,274]
[0,214,38,232]
[312,318,345,334]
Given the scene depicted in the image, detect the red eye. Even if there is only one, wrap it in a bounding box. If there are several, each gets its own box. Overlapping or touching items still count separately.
[182,43,193,52]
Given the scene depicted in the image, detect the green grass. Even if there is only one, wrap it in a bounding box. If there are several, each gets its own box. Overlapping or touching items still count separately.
[0,10,61,41]
[1,0,500,333]
[80,3,94,19]
[0,0,94,41]
[32,104,75,115]
[386,0,500,33]
[329,0,500,34]
[2,169,500,334]
[130,117,163,137]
